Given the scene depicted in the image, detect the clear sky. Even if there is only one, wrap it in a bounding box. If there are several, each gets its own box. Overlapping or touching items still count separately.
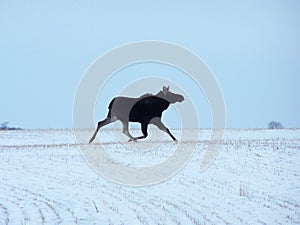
[1,1,300,129]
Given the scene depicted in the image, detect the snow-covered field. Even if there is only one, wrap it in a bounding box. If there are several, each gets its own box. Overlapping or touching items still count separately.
[0,128,299,225]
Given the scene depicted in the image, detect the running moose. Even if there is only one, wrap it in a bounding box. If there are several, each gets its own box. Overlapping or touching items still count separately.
[89,86,184,143]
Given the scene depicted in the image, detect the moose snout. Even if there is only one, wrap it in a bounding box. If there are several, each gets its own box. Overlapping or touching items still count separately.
[178,95,185,102]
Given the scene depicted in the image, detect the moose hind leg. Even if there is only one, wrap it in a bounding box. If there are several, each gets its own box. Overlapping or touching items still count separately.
[151,118,177,141]
[121,121,135,141]
[89,117,112,143]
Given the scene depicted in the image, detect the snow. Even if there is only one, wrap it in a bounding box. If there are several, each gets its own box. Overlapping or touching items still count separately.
[0,129,299,224]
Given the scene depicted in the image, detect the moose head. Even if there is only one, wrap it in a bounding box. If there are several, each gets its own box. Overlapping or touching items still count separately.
[157,86,185,104]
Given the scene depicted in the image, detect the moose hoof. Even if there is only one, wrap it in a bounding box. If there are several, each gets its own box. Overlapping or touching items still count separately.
[128,138,138,142]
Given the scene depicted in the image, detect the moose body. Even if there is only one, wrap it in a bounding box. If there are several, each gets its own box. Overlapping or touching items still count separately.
[89,86,184,143]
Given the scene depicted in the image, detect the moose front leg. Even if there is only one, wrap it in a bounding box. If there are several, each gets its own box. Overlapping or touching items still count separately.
[138,122,149,140]
[151,118,177,141]
[128,122,149,142]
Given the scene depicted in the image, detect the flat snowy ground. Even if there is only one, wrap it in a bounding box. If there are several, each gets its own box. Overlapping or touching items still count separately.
[0,129,299,224]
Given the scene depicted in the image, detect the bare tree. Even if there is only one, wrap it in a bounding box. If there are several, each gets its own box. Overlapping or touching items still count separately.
[0,121,9,130]
[268,121,283,129]
[0,122,21,130]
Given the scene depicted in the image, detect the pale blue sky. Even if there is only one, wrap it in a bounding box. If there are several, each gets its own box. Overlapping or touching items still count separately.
[1,1,300,129]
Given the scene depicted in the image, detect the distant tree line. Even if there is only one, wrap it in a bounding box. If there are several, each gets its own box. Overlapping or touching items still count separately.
[268,121,284,129]
[0,122,22,130]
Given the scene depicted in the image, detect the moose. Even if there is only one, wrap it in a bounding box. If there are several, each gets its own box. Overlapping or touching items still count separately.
[89,86,185,143]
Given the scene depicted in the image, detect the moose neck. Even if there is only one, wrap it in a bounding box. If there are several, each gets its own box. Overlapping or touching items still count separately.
[154,92,171,111]
[156,91,173,104]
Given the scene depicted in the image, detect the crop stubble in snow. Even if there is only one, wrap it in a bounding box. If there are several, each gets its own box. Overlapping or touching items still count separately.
[0,129,299,224]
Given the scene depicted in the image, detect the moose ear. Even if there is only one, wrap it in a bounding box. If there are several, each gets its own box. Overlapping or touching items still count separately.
[162,86,170,93]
